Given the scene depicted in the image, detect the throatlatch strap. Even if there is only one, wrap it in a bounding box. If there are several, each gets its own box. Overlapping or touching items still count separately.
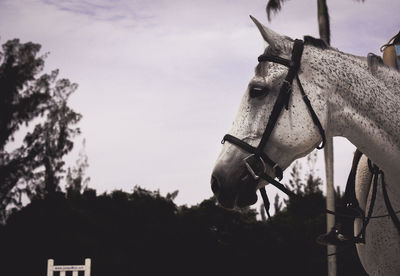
[296,75,326,149]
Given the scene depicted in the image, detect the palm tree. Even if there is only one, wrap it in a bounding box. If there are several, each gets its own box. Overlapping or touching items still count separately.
[316,0,331,45]
[266,0,330,45]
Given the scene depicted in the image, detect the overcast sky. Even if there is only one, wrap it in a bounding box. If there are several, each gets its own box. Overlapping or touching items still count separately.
[1,0,399,208]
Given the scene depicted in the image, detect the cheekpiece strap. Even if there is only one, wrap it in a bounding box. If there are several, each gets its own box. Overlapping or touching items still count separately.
[256,39,304,151]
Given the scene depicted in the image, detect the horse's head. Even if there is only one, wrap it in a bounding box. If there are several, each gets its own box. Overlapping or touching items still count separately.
[211,17,330,209]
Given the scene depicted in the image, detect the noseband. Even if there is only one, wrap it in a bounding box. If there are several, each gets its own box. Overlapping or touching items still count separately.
[221,39,326,216]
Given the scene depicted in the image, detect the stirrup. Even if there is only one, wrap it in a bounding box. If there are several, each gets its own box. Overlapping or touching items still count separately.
[316,227,353,246]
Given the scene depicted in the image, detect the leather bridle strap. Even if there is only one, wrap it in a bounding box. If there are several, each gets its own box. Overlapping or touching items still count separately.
[256,40,303,152]
[222,134,281,173]
[258,55,291,67]
[295,75,326,149]
[378,166,400,233]
[257,39,303,115]
[259,172,298,198]
[257,40,326,150]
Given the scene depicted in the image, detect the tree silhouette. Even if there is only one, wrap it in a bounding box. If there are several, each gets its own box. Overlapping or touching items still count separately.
[0,179,367,276]
[0,39,81,220]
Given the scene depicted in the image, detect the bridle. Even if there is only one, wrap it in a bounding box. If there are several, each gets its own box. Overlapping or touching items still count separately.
[221,39,326,217]
[218,38,400,246]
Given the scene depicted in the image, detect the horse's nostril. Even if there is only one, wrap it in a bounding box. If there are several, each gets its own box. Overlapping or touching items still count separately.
[211,176,220,195]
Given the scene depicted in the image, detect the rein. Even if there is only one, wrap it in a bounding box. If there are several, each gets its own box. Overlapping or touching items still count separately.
[221,39,326,217]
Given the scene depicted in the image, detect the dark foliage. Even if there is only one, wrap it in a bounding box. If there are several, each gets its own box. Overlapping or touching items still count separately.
[0,184,367,276]
[0,39,81,219]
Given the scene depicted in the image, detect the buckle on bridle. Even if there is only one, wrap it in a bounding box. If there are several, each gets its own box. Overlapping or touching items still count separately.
[243,154,267,181]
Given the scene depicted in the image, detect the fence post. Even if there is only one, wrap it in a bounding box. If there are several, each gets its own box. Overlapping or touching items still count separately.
[325,136,336,276]
[47,259,54,276]
[85,258,91,276]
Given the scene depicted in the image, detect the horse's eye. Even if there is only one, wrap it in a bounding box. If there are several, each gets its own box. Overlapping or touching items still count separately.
[249,86,268,98]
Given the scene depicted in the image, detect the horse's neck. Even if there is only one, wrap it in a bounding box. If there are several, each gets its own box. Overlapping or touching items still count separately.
[322,50,400,178]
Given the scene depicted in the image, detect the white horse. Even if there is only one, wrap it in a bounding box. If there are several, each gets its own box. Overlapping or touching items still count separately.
[211,16,400,275]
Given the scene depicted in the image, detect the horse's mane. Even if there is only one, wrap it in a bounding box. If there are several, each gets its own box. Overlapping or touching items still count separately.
[303,36,330,50]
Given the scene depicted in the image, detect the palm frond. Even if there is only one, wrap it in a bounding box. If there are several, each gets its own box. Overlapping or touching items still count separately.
[266,0,287,21]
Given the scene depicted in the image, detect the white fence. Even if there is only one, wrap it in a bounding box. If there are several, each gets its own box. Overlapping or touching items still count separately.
[47,258,91,276]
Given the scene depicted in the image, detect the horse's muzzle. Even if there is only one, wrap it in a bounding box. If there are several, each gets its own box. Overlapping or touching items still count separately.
[211,167,258,209]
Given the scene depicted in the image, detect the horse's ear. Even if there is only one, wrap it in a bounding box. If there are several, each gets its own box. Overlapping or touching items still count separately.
[250,15,290,53]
